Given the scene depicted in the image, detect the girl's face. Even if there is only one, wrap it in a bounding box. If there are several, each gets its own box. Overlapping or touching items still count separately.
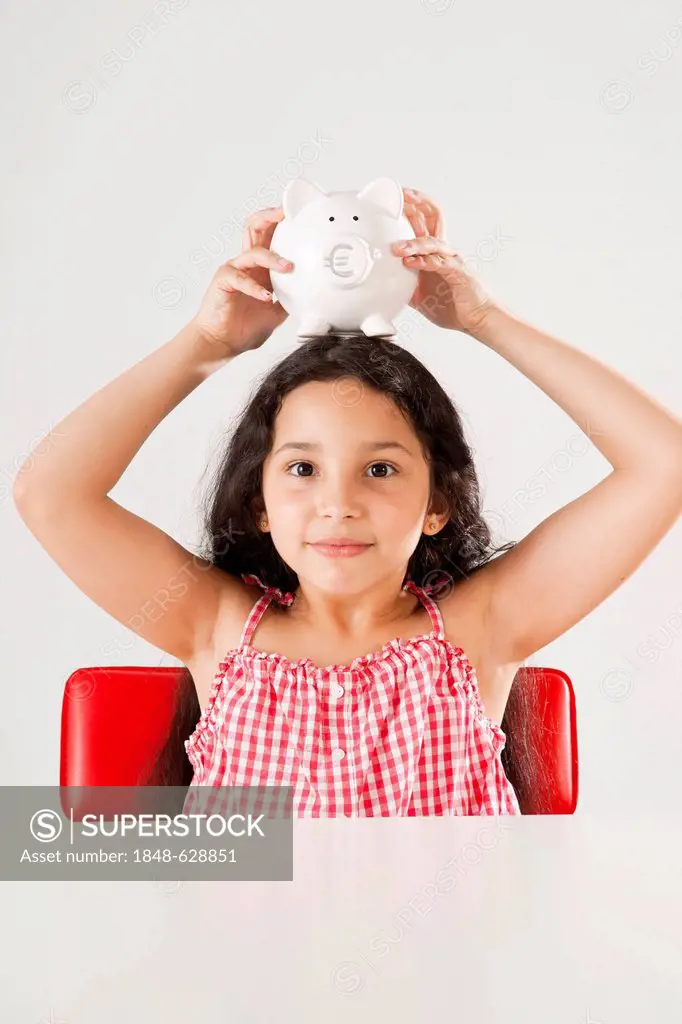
[260,379,438,594]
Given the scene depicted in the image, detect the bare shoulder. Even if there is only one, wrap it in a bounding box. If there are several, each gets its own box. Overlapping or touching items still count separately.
[436,555,525,727]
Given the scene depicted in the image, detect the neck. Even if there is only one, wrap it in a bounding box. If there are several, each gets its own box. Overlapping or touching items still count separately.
[289,572,419,638]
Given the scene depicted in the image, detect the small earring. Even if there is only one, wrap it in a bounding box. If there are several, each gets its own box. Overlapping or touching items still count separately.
[259,516,268,530]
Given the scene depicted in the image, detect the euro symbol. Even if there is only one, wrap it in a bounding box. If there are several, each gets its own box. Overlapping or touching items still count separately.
[324,243,355,279]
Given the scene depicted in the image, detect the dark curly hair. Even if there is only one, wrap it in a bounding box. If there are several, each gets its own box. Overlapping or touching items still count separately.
[146,332,553,812]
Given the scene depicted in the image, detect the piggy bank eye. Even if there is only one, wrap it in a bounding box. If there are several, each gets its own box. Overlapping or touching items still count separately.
[353,216,359,221]
[329,216,335,222]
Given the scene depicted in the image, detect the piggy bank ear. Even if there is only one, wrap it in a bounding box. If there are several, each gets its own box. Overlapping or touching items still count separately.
[357,177,403,218]
[283,178,328,219]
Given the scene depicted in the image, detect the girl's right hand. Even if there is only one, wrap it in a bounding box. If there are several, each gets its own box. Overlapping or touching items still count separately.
[192,207,294,356]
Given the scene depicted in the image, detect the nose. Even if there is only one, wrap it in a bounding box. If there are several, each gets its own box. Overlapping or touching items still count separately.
[315,474,361,520]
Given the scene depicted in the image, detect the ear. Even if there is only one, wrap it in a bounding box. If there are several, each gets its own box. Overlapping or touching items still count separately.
[357,177,404,218]
[426,490,451,533]
[283,178,328,219]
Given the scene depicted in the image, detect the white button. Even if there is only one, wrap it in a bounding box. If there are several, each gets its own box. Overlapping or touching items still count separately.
[331,684,345,699]
[331,748,345,762]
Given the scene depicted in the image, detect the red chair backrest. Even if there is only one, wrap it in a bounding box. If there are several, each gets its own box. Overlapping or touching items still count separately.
[60,664,578,814]
[511,666,578,815]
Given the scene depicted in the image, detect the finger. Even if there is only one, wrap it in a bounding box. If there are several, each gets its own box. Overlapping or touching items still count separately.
[414,197,444,239]
[402,253,466,276]
[405,188,445,239]
[242,207,285,252]
[428,202,445,240]
[231,246,293,272]
[391,236,458,258]
[405,187,433,218]
[410,207,429,238]
[402,200,421,237]
[242,205,284,236]
[405,186,435,210]
[216,265,273,302]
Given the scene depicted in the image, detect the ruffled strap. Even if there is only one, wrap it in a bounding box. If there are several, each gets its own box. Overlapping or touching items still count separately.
[404,570,452,597]
[402,574,446,634]
[241,572,296,607]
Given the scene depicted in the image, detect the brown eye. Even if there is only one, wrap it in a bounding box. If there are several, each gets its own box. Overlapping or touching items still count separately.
[368,463,396,478]
[287,461,315,477]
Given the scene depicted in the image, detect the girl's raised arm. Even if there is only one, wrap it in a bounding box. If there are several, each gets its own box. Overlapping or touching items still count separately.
[12,208,293,665]
[395,186,682,666]
[472,308,682,663]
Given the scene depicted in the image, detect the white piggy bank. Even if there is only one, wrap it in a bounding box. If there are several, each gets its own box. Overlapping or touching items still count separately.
[269,176,418,339]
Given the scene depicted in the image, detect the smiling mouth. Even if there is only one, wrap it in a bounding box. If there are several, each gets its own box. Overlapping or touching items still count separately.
[309,541,373,557]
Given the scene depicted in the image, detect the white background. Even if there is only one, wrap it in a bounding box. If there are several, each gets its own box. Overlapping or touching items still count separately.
[1,0,681,1019]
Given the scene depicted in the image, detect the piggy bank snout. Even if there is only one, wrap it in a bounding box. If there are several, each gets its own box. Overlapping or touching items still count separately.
[321,233,378,289]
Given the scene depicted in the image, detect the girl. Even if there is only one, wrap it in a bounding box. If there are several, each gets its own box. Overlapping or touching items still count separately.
[14,189,682,816]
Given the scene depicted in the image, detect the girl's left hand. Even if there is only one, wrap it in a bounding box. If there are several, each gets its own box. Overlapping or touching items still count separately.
[393,187,499,336]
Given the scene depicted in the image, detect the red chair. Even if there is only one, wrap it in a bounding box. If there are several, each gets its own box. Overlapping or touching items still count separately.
[60,665,578,814]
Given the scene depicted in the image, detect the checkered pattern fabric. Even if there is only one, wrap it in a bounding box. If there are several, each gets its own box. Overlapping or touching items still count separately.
[183,573,521,817]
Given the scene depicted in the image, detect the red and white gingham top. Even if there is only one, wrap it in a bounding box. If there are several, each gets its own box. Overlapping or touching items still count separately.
[183,573,521,816]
